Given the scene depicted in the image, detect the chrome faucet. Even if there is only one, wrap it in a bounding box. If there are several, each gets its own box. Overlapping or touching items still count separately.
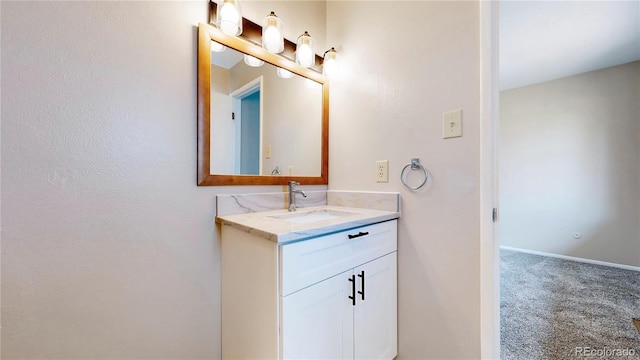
[288,181,307,212]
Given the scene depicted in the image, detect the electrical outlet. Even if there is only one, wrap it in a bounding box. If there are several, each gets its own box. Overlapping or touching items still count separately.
[443,109,462,139]
[376,160,389,183]
[288,166,294,175]
[265,145,271,159]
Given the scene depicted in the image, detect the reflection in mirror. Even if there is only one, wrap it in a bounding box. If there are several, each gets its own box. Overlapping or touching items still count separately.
[209,44,323,176]
[197,21,329,186]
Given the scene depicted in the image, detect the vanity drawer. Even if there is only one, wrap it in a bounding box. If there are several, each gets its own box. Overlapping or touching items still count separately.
[280,219,397,296]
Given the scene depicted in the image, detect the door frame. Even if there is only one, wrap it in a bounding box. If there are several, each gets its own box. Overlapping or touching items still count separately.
[479,1,500,359]
[230,76,264,174]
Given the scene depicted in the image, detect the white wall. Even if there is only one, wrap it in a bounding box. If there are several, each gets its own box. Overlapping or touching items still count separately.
[500,62,640,267]
[327,2,482,359]
[1,1,326,359]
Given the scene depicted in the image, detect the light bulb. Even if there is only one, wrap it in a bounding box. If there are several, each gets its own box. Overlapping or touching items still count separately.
[263,27,282,53]
[323,47,338,78]
[277,68,293,79]
[211,41,226,53]
[297,44,313,67]
[244,54,264,67]
[218,0,242,36]
[262,12,284,53]
[296,31,315,68]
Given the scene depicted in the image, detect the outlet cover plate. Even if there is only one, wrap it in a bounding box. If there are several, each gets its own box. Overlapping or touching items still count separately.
[376,160,389,183]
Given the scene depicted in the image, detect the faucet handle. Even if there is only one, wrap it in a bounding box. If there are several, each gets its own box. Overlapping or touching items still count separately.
[288,180,300,187]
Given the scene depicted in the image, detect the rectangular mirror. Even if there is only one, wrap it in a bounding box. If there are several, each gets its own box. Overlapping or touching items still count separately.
[198,18,329,186]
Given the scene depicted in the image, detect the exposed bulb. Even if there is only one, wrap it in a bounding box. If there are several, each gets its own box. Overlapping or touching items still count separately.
[277,67,293,79]
[218,0,242,36]
[296,31,315,68]
[323,47,338,78]
[263,27,282,53]
[297,44,313,67]
[244,54,264,67]
[211,41,226,53]
[262,12,284,53]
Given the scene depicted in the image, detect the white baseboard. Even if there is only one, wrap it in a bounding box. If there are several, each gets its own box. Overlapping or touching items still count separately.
[500,246,640,272]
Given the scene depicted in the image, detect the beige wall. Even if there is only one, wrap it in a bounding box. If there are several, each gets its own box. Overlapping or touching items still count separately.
[229,60,323,176]
[2,1,490,359]
[500,62,640,267]
[327,2,482,359]
[210,65,235,173]
[1,1,327,359]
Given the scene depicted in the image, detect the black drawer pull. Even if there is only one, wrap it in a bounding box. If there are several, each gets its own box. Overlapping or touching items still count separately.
[348,231,369,239]
[348,275,356,306]
[357,271,365,300]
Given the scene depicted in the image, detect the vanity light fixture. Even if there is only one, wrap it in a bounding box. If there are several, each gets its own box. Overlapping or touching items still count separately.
[323,47,338,78]
[295,31,315,68]
[217,0,242,36]
[262,12,284,53]
[276,67,293,79]
[210,40,226,52]
[243,54,264,67]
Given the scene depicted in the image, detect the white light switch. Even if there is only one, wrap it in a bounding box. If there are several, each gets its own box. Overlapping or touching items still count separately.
[443,109,462,139]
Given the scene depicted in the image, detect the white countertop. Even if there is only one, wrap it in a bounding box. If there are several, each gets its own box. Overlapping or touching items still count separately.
[216,205,400,244]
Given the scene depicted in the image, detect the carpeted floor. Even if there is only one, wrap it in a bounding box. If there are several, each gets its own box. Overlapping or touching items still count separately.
[501,249,640,359]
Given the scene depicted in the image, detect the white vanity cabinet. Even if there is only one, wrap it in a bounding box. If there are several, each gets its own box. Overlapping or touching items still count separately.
[221,219,398,360]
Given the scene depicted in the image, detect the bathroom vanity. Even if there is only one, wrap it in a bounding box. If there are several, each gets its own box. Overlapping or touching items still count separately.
[217,204,399,360]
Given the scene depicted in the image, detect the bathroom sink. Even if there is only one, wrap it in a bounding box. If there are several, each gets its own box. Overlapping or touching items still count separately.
[216,204,400,243]
[268,209,358,224]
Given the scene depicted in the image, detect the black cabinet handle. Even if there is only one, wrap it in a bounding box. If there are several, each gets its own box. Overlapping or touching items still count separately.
[357,271,365,300]
[348,231,369,239]
[348,275,356,306]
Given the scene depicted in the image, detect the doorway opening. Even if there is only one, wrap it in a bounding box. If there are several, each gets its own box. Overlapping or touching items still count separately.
[494,1,640,359]
[231,76,263,175]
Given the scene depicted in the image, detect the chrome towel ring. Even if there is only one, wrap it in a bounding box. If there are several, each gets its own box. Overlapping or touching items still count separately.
[401,158,428,190]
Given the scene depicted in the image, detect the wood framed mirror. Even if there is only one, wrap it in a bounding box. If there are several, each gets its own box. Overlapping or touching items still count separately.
[197,5,329,186]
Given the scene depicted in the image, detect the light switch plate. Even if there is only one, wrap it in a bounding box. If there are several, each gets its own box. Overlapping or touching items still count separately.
[376,160,389,183]
[443,109,462,139]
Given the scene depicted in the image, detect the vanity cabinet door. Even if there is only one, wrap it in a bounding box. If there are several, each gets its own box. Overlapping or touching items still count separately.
[354,253,398,360]
[282,270,355,360]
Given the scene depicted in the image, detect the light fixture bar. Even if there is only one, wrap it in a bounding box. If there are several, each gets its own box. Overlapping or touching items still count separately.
[208,1,324,74]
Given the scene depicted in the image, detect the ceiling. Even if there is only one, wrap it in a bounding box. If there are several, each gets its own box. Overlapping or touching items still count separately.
[211,47,243,69]
[499,0,640,90]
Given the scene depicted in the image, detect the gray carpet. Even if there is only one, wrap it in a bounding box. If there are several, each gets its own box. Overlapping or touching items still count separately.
[501,249,640,359]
